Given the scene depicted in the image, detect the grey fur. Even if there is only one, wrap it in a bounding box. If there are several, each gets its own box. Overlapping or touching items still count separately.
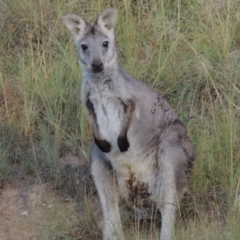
[62,8,195,240]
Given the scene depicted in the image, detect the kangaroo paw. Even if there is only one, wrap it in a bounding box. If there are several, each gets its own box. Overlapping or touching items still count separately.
[94,138,111,152]
[118,135,130,152]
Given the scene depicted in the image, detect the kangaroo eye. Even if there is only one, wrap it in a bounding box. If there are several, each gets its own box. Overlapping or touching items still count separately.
[103,41,109,48]
[81,44,88,51]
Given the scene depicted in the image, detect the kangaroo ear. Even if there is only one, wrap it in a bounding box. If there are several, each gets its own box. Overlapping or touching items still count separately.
[62,14,87,39]
[96,8,118,32]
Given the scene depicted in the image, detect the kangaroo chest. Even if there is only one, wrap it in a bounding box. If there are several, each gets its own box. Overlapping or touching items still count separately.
[90,92,125,149]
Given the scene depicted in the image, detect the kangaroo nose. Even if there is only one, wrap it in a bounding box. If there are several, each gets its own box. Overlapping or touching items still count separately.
[92,60,103,73]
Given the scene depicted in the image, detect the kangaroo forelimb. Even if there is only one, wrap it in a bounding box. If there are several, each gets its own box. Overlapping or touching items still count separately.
[86,96,111,152]
[117,99,135,152]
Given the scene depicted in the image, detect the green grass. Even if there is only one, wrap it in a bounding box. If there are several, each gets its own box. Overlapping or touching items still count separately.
[1,0,240,239]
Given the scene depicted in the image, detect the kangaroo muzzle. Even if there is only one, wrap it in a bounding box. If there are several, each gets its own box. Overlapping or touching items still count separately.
[92,60,103,73]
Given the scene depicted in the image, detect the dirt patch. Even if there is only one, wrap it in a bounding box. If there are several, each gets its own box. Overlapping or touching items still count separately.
[0,178,78,240]
[0,152,101,240]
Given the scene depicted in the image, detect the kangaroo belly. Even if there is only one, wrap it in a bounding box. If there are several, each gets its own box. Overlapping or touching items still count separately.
[108,145,158,197]
[114,153,157,209]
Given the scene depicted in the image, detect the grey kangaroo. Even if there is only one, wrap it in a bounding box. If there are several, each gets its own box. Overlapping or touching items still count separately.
[62,8,195,240]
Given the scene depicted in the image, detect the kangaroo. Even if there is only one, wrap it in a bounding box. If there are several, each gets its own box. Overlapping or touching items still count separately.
[62,8,195,240]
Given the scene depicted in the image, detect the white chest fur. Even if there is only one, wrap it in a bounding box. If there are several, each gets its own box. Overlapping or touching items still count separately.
[90,91,125,151]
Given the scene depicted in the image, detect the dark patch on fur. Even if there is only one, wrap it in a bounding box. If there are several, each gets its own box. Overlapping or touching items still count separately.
[84,23,107,40]
[156,95,170,113]
[118,98,128,113]
[91,26,95,34]
[94,138,111,153]
[117,135,130,152]
[126,175,151,208]
[152,95,170,115]
[151,109,156,114]
[86,97,97,125]
[86,93,112,153]
[117,98,135,152]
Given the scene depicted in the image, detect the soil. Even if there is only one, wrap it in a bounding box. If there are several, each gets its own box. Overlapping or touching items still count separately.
[0,153,92,240]
[0,178,75,240]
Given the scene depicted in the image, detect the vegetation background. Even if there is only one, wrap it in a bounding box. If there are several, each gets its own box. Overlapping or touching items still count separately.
[0,0,240,239]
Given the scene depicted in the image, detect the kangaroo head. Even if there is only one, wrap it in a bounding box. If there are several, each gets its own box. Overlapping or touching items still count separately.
[62,8,118,73]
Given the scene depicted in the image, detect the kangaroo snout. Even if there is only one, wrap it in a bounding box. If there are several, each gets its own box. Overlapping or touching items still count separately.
[92,60,103,73]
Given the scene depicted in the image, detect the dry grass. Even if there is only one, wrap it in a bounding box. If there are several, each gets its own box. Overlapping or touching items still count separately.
[0,0,240,239]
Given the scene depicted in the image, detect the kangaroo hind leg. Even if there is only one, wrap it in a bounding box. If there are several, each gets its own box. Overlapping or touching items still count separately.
[156,145,189,240]
[91,145,123,240]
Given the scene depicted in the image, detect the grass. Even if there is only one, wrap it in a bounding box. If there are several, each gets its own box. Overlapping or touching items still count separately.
[0,0,240,239]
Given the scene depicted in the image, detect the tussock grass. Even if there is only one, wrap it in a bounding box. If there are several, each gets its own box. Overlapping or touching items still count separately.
[1,0,240,239]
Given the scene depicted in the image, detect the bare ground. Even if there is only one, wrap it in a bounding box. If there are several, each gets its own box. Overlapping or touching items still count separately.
[0,178,76,240]
[0,152,97,240]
